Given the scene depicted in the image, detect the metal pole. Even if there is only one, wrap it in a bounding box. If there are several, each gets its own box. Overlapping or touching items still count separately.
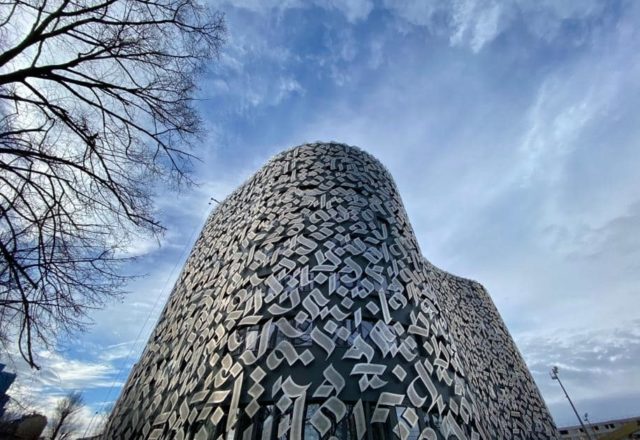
[551,366,594,440]
[584,413,596,439]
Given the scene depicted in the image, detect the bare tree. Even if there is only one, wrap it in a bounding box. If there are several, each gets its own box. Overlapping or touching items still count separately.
[47,391,83,440]
[0,0,225,368]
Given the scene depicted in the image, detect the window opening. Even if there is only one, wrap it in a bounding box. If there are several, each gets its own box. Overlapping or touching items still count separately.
[395,407,420,440]
[294,320,313,346]
[330,403,355,439]
[245,325,260,352]
[254,405,275,440]
[268,326,287,349]
[368,402,392,440]
[230,327,246,356]
[359,320,375,341]
[304,403,321,440]
[414,335,428,358]
[334,319,354,347]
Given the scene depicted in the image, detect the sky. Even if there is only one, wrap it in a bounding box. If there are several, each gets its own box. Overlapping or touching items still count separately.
[2,0,640,435]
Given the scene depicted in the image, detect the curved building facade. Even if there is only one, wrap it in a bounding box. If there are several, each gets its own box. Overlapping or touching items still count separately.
[103,143,558,439]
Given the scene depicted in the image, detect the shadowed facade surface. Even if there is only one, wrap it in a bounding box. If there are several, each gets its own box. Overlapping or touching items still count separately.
[103,143,558,439]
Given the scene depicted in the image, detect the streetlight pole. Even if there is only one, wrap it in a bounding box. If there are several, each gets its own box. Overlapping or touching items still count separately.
[550,366,594,440]
[584,413,596,439]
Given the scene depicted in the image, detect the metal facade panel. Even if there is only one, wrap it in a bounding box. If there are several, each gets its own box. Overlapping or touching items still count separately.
[103,143,557,439]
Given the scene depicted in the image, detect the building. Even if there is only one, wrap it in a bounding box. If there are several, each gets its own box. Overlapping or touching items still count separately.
[103,143,558,439]
[559,416,640,440]
[0,413,47,440]
[0,363,17,417]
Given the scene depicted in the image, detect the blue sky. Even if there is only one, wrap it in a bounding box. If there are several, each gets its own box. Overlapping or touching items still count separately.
[3,0,640,434]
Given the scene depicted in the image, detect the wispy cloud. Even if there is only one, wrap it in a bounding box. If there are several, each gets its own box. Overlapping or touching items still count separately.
[1,348,120,436]
[520,322,640,425]
[4,0,638,432]
[382,0,608,52]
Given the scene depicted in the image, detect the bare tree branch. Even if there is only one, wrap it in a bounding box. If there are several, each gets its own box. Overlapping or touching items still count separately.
[0,0,225,368]
[47,391,84,440]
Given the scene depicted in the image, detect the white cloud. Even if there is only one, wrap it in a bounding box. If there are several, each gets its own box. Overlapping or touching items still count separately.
[1,349,119,436]
[207,0,303,14]
[245,1,640,424]
[97,341,140,363]
[449,0,507,52]
[4,350,118,397]
[6,0,639,431]
[517,76,598,187]
[40,354,116,389]
[201,17,304,112]
[511,4,640,248]
[517,0,606,42]
[322,0,374,23]
[208,0,611,53]
[208,0,372,23]
[382,0,607,51]
[112,235,161,258]
[273,77,305,105]
[519,322,640,426]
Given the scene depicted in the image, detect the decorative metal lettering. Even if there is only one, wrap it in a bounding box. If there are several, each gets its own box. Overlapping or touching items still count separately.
[103,143,558,439]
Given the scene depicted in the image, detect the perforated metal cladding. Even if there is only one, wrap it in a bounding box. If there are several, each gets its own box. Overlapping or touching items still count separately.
[103,143,558,439]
